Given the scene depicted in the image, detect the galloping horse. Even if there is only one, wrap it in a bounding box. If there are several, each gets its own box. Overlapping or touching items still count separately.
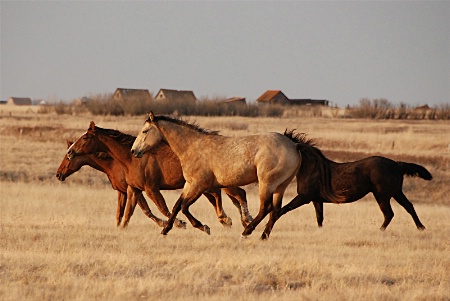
[267,130,431,234]
[131,112,302,239]
[57,140,169,227]
[66,122,253,230]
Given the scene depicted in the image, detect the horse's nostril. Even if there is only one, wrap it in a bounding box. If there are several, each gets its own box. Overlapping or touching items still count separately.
[131,149,135,154]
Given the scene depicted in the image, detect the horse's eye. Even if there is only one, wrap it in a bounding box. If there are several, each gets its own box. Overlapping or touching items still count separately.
[143,130,148,134]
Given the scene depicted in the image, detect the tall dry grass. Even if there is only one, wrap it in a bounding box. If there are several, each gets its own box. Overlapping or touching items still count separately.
[1,109,449,300]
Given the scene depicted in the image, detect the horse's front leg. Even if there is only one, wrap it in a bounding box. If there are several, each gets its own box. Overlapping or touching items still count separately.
[116,191,127,227]
[122,186,139,228]
[161,182,208,235]
[145,189,186,229]
[204,189,232,227]
[312,201,324,227]
[135,194,168,228]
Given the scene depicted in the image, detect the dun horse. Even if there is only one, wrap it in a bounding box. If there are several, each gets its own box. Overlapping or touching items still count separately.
[66,122,253,230]
[57,140,168,227]
[267,130,431,235]
[131,112,303,239]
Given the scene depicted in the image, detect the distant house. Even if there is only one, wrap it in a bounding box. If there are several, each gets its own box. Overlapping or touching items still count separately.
[7,97,32,106]
[414,104,430,111]
[220,97,246,104]
[155,89,196,102]
[256,90,289,104]
[289,99,329,106]
[256,90,329,106]
[113,88,152,101]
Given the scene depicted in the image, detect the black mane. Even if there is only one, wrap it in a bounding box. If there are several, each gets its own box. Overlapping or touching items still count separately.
[283,129,330,162]
[94,126,136,147]
[148,114,219,135]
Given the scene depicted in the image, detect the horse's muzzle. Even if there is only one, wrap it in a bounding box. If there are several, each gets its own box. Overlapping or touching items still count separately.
[56,173,66,181]
[131,148,142,158]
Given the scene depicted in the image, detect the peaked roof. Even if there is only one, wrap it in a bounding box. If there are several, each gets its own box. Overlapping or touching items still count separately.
[114,88,151,98]
[156,89,196,101]
[7,97,32,105]
[256,90,288,102]
[221,96,246,104]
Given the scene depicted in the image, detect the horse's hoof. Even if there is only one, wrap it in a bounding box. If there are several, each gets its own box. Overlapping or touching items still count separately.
[202,225,211,235]
[260,233,269,240]
[240,234,248,239]
[161,228,169,235]
[220,217,233,228]
[418,225,426,231]
[175,219,187,229]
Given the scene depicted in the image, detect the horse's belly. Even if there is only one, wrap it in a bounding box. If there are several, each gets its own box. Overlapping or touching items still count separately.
[213,164,257,187]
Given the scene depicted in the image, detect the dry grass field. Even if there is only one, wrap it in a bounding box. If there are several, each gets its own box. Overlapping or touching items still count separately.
[1,107,449,300]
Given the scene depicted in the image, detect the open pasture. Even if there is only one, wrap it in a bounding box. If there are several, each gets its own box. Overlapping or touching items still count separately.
[1,110,449,300]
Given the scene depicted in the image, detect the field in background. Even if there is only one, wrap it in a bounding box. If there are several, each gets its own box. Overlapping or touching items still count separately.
[1,109,449,300]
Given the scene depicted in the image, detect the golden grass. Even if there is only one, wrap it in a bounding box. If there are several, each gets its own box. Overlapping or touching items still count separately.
[1,111,449,300]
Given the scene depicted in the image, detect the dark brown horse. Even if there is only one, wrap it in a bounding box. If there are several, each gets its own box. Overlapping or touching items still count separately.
[66,122,253,231]
[262,130,432,237]
[57,140,169,228]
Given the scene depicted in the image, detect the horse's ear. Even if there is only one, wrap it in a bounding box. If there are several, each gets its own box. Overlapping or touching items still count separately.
[89,121,96,130]
[66,140,73,148]
[148,111,155,122]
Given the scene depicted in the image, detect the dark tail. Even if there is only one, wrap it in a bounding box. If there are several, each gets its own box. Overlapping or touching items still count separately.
[397,162,433,181]
[284,129,345,204]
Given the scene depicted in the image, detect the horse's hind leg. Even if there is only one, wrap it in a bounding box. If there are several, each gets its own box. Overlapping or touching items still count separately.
[241,187,274,238]
[223,187,253,227]
[204,190,232,227]
[261,194,312,240]
[393,191,425,230]
[313,201,324,227]
[116,191,127,227]
[375,195,394,230]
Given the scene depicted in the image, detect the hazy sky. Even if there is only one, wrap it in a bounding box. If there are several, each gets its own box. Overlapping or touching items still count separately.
[1,1,449,107]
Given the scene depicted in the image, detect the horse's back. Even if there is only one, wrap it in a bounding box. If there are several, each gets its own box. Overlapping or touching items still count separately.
[185,132,300,187]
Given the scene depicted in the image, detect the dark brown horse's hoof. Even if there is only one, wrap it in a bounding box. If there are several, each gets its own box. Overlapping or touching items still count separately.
[260,233,269,240]
[418,226,426,231]
[202,225,211,235]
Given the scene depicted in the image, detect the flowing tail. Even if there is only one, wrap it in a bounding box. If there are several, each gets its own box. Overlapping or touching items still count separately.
[397,162,433,181]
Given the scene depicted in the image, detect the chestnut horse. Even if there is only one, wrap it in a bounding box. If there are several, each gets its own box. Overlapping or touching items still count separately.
[266,130,431,235]
[57,140,168,228]
[131,112,303,239]
[67,122,253,231]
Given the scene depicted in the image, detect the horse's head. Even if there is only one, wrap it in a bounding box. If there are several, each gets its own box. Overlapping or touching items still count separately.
[67,121,104,160]
[56,140,84,181]
[57,140,111,181]
[131,112,163,158]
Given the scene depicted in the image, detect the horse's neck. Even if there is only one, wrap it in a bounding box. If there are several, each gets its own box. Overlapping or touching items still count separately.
[159,121,205,159]
[99,135,132,166]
